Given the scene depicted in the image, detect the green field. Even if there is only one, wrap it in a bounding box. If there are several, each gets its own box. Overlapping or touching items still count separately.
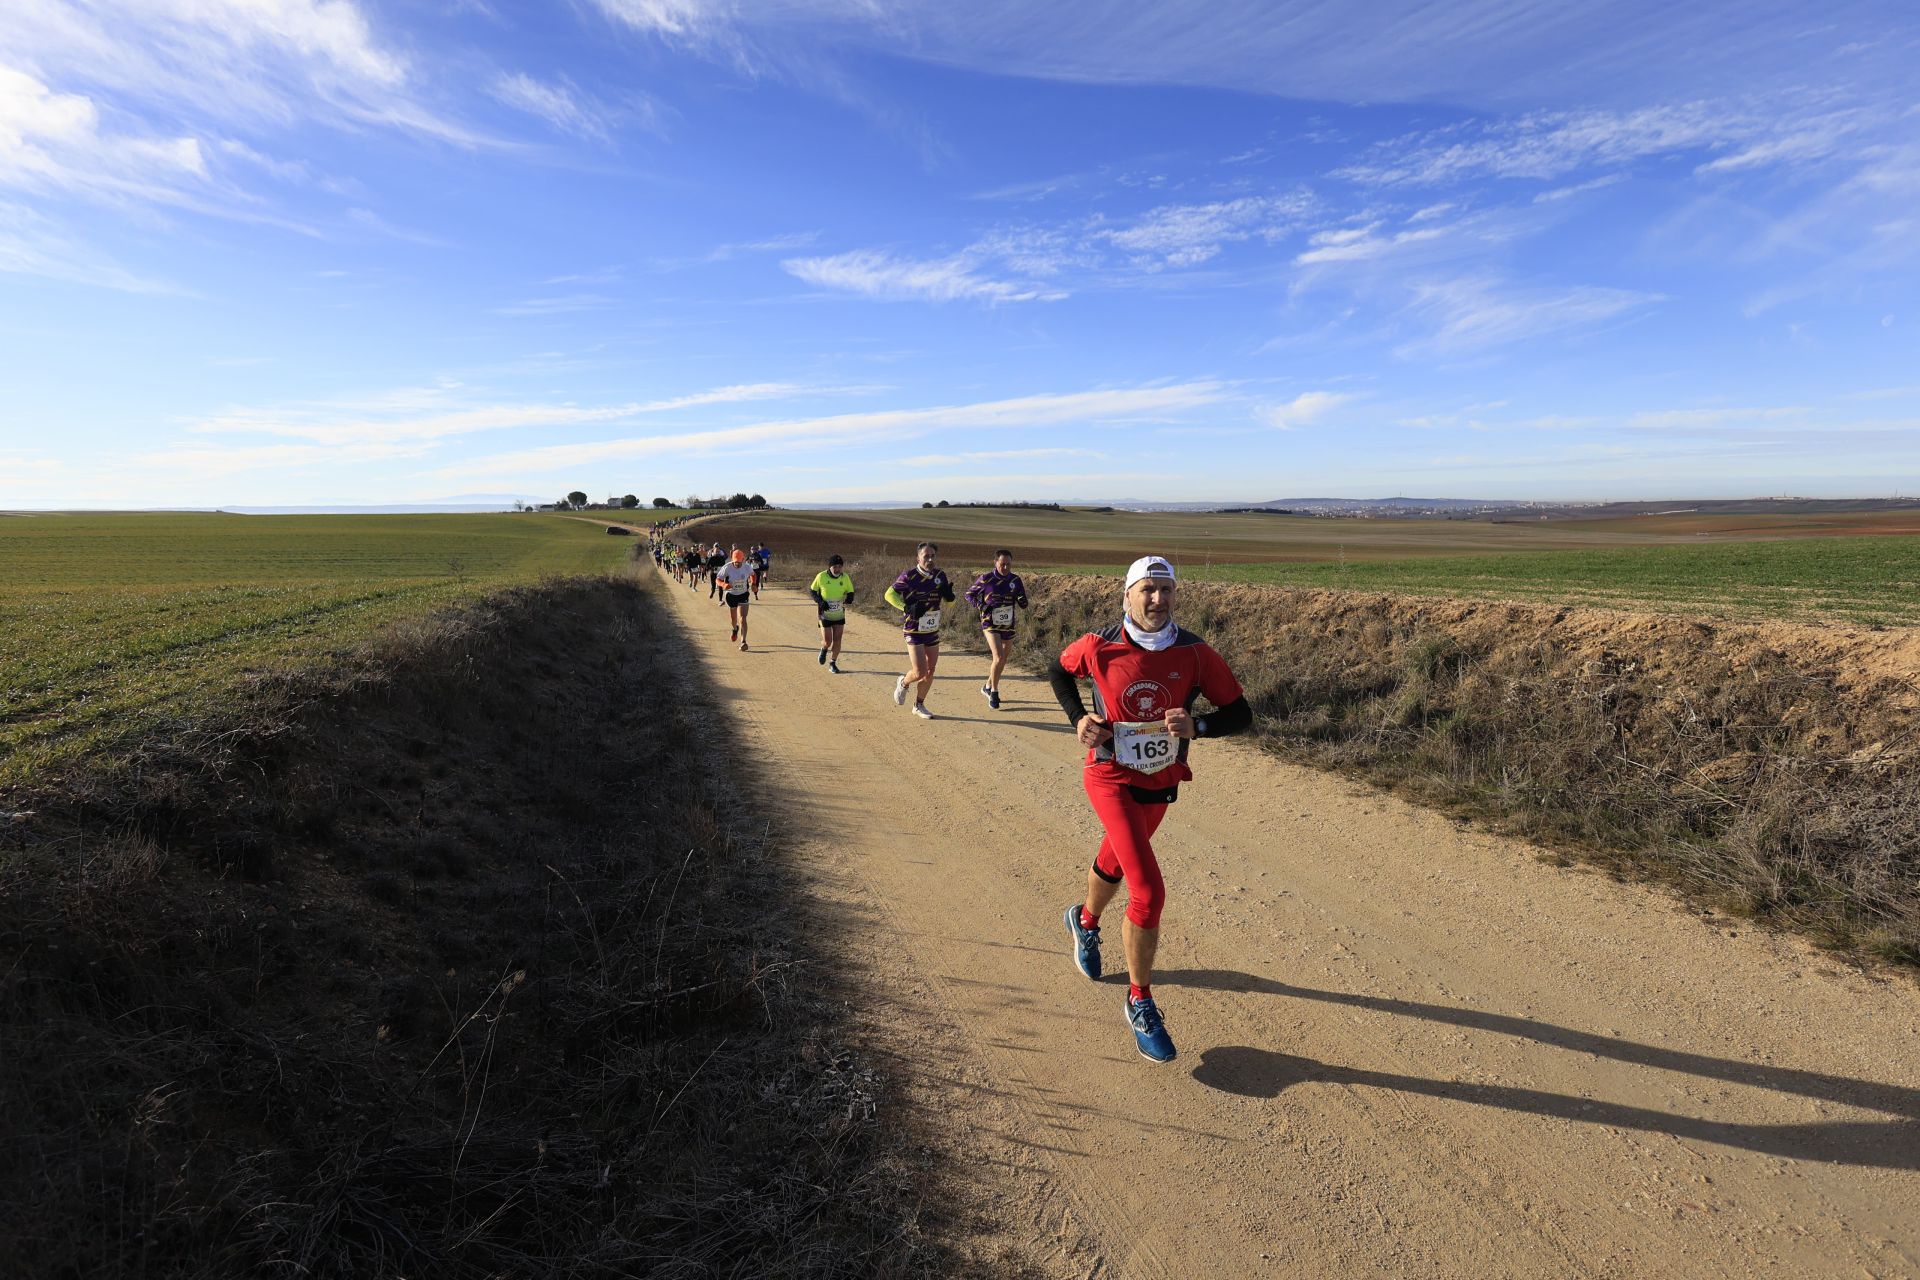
[702,507,1920,626]
[1205,537,1920,625]
[0,512,666,785]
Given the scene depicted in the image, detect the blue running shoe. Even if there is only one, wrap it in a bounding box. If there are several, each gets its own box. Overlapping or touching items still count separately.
[1125,993,1177,1063]
[1063,905,1101,980]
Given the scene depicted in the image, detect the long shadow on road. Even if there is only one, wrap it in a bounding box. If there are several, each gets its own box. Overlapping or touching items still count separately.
[1161,969,1920,1170]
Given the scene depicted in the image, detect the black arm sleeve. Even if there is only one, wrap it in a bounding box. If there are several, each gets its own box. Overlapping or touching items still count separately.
[844,590,856,605]
[941,581,956,602]
[1196,695,1253,739]
[1048,658,1089,727]
[808,589,827,608]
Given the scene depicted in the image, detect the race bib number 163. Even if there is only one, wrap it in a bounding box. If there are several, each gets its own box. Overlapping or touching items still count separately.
[1113,721,1176,774]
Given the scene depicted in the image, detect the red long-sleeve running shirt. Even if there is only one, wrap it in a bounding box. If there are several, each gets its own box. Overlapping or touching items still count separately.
[1055,624,1246,787]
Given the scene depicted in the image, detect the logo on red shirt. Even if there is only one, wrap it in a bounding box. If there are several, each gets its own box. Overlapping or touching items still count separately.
[1121,679,1171,719]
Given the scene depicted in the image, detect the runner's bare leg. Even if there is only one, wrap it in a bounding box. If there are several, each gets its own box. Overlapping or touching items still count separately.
[1080,869,1157,985]
[1122,922,1159,988]
[916,645,939,702]
[985,631,1011,690]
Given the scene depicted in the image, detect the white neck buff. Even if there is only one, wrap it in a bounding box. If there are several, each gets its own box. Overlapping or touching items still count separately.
[1123,614,1177,651]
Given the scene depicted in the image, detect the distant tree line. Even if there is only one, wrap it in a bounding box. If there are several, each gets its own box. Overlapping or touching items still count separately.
[918,500,1063,511]
[680,493,768,511]
[527,492,767,512]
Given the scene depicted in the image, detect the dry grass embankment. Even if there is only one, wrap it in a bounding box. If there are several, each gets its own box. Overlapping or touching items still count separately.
[832,552,1920,968]
[0,567,989,1278]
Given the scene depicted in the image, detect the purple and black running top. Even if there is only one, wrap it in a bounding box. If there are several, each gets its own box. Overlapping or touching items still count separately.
[964,569,1029,633]
[888,565,955,645]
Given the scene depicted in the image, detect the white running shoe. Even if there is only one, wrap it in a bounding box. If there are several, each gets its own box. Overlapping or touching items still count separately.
[893,676,909,706]
[912,703,933,720]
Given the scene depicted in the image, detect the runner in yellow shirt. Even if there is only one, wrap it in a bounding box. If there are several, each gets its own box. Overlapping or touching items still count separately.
[808,555,856,673]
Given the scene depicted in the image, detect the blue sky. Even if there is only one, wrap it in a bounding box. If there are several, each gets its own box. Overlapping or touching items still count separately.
[2,0,1917,508]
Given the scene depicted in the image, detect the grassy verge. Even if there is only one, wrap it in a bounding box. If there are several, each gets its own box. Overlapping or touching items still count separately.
[828,553,1920,969]
[0,569,969,1277]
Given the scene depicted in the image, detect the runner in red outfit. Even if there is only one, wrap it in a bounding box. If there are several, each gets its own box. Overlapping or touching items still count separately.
[1049,555,1253,1063]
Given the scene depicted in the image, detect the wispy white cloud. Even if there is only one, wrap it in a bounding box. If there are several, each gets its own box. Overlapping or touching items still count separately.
[783,248,1066,303]
[1533,173,1626,203]
[1694,110,1870,175]
[1262,391,1355,430]
[0,64,211,207]
[431,382,1228,481]
[1095,193,1312,268]
[0,0,478,144]
[789,192,1313,303]
[489,72,613,142]
[0,0,505,287]
[1337,104,1748,187]
[189,381,853,446]
[1294,220,1447,265]
[1396,277,1661,356]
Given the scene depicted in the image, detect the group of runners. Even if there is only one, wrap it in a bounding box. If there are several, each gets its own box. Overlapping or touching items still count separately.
[648,527,1254,1065]
[653,535,772,650]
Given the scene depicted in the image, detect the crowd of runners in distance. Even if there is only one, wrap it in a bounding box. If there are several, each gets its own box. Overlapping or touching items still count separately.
[642,522,1254,1065]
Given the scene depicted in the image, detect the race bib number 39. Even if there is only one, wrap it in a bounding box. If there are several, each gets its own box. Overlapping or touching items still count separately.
[990,604,1016,628]
[916,609,941,633]
[1113,721,1177,774]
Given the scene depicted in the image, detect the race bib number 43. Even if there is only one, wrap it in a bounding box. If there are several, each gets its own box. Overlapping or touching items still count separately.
[916,608,941,633]
[990,604,1016,628]
[1113,720,1177,774]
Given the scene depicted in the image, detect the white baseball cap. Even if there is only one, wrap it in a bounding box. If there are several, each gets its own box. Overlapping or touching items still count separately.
[1124,555,1176,589]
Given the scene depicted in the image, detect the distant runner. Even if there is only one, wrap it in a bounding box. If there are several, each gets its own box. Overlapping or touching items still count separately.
[681,546,702,588]
[964,549,1028,710]
[808,554,856,673]
[705,544,727,599]
[1050,555,1253,1064]
[716,549,756,650]
[883,541,955,720]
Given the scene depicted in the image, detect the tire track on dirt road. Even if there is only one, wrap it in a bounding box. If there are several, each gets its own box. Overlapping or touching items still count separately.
[653,570,1920,1278]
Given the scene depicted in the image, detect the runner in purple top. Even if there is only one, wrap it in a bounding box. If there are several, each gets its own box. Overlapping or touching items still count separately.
[883,541,955,719]
[965,549,1028,711]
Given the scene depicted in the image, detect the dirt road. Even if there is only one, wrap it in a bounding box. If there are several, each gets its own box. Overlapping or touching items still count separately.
[654,570,1920,1278]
